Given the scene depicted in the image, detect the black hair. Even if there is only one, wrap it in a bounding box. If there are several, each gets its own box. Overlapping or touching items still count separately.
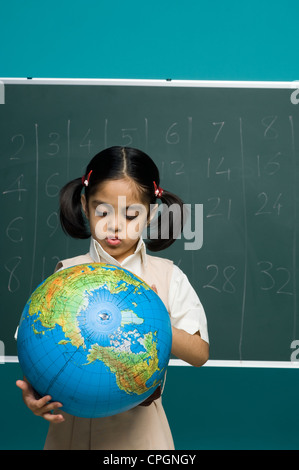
[59,146,186,252]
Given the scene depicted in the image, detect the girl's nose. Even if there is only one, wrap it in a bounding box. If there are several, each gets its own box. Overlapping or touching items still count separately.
[107,213,124,234]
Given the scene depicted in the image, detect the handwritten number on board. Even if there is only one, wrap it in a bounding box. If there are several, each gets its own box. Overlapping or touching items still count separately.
[10,134,25,160]
[2,175,27,202]
[6,217,23,243]
[255,192,283,216]
[203,264,237,293]
[166,123,180,144]
[212,121,225,142]
[261,115,278,139]
[80,128,92,154]
[257,261,293,295]
[5,256,22,293]
[47,132,60,156]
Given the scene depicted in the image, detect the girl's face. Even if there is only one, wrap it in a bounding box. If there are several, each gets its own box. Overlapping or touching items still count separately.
[81,178,152,263]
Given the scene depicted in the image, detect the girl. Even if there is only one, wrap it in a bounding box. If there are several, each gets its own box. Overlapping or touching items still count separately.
[16,146,209,450]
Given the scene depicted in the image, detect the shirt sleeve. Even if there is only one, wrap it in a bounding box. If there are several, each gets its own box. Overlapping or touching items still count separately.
[168,264,209,344]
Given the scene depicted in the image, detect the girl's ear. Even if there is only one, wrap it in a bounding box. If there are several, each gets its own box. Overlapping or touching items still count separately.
[81,194,89,219]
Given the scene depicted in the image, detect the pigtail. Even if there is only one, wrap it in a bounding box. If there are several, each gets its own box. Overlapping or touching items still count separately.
[146,189,187,252]
[59,178,90,239]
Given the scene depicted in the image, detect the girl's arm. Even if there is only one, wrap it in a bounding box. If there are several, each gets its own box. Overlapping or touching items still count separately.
[171,326,209,367]
[151,284,209,367]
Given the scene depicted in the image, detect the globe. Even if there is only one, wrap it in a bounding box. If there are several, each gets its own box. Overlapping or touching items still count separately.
[17,263,172,418]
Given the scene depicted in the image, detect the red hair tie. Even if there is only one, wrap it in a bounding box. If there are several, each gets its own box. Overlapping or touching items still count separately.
[82,170,93,187]
[153,181,163,198]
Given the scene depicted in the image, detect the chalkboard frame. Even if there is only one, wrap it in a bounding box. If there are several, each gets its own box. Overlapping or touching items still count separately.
[1,77,298,368]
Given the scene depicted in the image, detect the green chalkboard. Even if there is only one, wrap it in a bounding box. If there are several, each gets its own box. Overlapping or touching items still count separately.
[1,79,298,361]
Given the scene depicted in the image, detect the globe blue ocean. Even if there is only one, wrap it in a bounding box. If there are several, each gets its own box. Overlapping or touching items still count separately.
[17,263,172,418]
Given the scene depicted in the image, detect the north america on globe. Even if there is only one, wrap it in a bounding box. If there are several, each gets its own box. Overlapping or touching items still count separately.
[17,263,172,418]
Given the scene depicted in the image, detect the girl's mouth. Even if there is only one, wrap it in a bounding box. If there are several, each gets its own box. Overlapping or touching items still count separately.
[105,237,121,246]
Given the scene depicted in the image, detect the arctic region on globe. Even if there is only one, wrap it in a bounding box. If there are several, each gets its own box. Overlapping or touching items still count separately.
[17,263,172,418]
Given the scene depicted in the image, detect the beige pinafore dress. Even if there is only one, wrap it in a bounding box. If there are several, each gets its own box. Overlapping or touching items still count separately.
[44,253,175,450]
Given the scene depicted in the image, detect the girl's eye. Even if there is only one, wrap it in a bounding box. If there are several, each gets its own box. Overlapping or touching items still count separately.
[126,212,139,221]
[95,207,109,217]
[97,211,108,217]
[95,205,140,220]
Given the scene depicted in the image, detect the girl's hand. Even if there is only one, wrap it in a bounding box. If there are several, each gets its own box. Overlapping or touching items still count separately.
[16,378,65,423]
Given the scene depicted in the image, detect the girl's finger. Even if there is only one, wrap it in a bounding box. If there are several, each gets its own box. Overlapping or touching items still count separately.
[40,401,63,414]
[35,395,54,408]
[16,379,28,391]
[42,412,65,423]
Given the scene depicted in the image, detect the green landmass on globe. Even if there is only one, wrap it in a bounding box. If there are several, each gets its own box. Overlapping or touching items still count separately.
[87,331,159,395]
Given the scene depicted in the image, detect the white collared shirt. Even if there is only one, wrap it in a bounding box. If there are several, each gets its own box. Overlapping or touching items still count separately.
[90,237,209,344]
